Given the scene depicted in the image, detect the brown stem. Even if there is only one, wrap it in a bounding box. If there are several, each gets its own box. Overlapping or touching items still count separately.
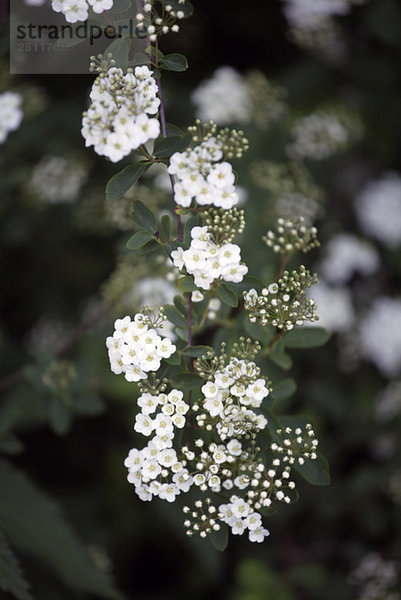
[155,69,183,242]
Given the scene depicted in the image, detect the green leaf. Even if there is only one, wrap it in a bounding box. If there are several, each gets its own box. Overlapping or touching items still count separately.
[130,51,151,66]
[224,275,265,295]
[106,162,150,201]
[154,134,191,159]
[0,460,122,599]
[173,295,188,316]
[273,378,297,402]
[209,524,229,551]
[169,372,202,390]
[181,345,213,358]
[106,0,132,13]
[178,276,197,292]
[294,453,331,486]
[104,37,130,70]
[163,305,187,329]
[159,53,188,72]
[244,319,274,346]
[132,200,157,233]
[183,216,199,246]
[47,398,71,436]
[0,433,23,455]
[217,283,238,308]
[159,215,172,242]
[164,352,181,366]
[164,241,181,257]
[166,123,185,136]
[73,394,104,416]
[284,327,331,349]
[0,529,33,600]
[261,408,283,444]
[269,339,293,370]
[126,230,154,250]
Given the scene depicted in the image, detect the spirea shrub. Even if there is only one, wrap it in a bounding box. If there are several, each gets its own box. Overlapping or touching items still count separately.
[76,0,332,549]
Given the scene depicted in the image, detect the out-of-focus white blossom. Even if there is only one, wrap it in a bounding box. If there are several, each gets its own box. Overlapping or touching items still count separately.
[0,92,23,144]
[359,297,401,376]
[191,66,252,125]
[310,282,355,333]
[319,233,379,283]
[288,110,353,160]
[354,172,401,249]
[30,155,88,203]
[281,0,349,30]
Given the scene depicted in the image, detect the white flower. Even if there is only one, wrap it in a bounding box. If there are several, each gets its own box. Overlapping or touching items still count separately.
[248,526,270,543]
[227,439,242,456]
[88,0,113,13]
[62,0,89,23]
[138,393,159,415]
[231,497,251,518]
[82,66,160,162]
[157,448,177,468]
[124,448,143,471]
[134,414,154,436]
[244,512,263,530]
[168,389,184,404]
[156,337,176,358]
[141,459,162,480]
[173,470,193,492]
[154,414,174,437]
[231,518,246,535]
[107,313,175,380]
[159,483,179,502]
[168,137,239,210]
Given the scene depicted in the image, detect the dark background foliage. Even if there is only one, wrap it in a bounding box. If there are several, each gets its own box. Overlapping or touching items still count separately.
[1,1,401,599]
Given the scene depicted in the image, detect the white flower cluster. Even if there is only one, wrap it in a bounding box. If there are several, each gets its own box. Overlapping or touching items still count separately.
[309,282,355,333]
[280,0,350,30]
[359,297,401,376]
[219,496,270,543]
[125,389,192,502]
[319,233,379,284]
[171,226,248,290]
[168,138,239,209]
[51,0,113,23]
[354,172,401,249]
[82,66,160,163]
[0,92,23,144]
[197,358,269,440]
[30,155,88,204]
[288,111,350,160]
[106,314,176,382]
[191,67,252,125]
